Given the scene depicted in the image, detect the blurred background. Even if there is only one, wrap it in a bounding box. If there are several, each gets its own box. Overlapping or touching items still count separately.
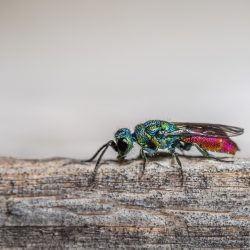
[0,0,249,159]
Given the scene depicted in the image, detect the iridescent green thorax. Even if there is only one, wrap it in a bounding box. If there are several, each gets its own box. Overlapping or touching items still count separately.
[114,128,134,159]
[133,120,177,150]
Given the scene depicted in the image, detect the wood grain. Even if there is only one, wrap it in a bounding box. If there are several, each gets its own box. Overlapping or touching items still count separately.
[0,156,249,249]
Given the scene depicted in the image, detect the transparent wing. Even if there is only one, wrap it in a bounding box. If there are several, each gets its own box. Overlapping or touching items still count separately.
[164,122,244,138]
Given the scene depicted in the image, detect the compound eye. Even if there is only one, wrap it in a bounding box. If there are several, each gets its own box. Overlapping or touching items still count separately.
[117,139,128,152]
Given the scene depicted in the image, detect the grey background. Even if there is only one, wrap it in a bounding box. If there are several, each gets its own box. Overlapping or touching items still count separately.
[0,0,249,159]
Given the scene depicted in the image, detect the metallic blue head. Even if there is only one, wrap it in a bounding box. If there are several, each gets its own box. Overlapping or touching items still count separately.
[114,128,134,159]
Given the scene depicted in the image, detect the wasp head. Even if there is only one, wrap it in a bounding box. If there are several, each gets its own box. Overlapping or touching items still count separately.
[114,128,134,159]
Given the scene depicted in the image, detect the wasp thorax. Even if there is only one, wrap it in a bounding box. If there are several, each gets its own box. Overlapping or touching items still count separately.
[114,128,134,158]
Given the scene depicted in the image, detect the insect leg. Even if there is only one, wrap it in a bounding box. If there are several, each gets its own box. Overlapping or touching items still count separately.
[173,152,182,167]
[170,149,184,186]
[194,144,209,157]
[139,148,148,179]
[194,144,234,163]
[139,148,158,179]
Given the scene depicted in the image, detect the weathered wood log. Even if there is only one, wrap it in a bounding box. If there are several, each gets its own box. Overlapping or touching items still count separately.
[0,156,249,249]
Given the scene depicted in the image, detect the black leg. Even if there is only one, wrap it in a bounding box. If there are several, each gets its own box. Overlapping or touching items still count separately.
[170,150,184,187]
[139,149,147,180]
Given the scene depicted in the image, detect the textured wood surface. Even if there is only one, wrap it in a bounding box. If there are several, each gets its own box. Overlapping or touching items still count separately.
[0,156,249,249]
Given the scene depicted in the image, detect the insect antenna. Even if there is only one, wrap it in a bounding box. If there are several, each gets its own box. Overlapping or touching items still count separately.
[85,141,113,162]
[63,140,117,166]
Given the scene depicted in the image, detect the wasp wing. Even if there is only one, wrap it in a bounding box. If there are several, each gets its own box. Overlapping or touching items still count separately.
[164,122,244,138]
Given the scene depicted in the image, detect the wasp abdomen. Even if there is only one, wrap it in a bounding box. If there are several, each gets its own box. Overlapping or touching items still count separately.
[182,136,239,154]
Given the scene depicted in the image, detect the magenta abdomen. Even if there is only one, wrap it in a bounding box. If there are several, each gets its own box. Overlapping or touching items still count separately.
[182,136,239,154]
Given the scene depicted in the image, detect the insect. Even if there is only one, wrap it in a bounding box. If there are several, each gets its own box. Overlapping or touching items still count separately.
[65,120,244,184]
